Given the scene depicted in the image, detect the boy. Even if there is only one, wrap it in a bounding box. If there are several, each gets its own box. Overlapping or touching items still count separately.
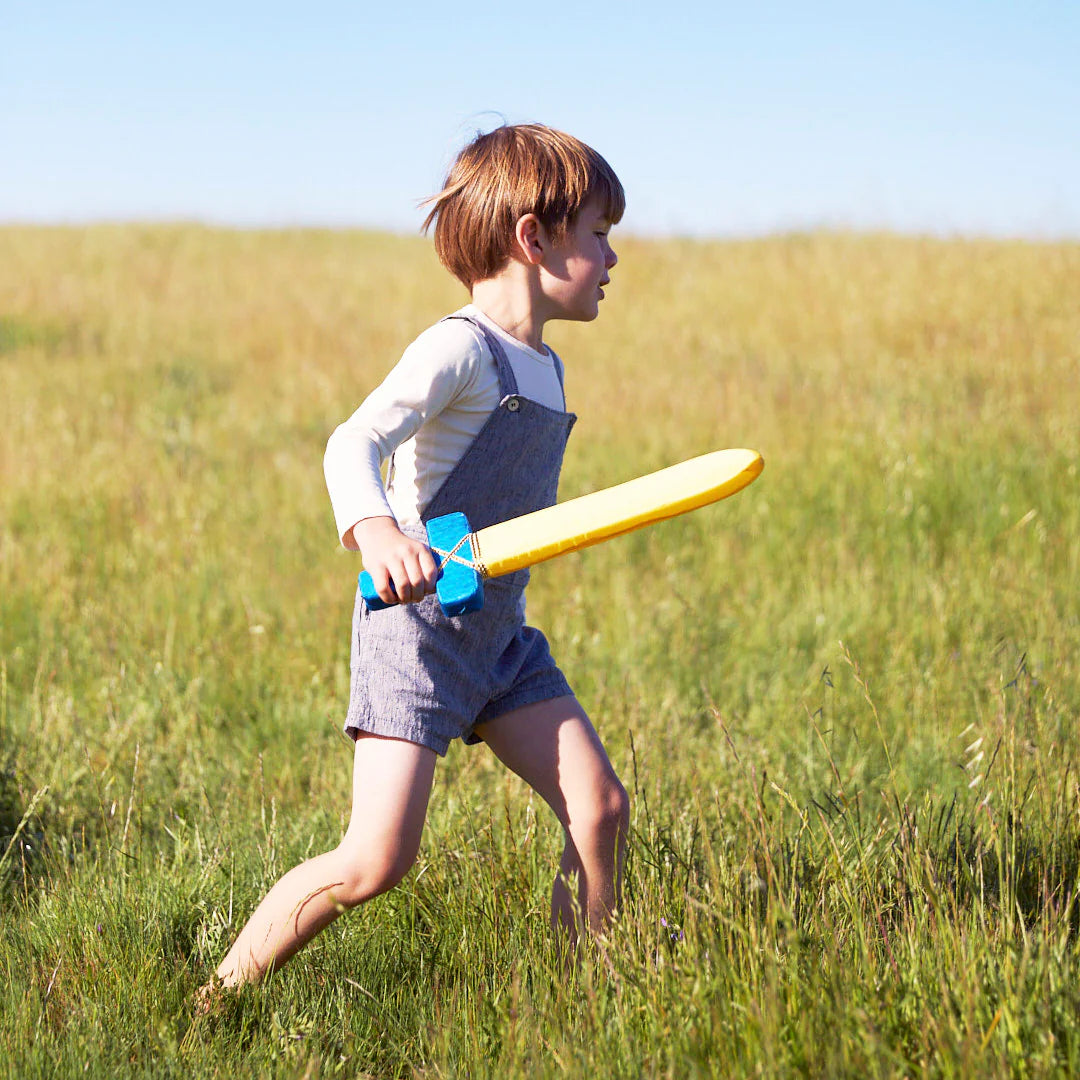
[207,123,628,991]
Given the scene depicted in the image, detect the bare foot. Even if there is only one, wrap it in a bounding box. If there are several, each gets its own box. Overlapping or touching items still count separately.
[180,976,228,1054]
[193,974,228,1017]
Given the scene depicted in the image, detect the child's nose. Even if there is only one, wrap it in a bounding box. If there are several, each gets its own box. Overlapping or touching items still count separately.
[605,243,618,269]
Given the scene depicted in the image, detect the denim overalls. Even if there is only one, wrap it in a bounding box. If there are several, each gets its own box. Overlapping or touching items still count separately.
[345,315,577,755]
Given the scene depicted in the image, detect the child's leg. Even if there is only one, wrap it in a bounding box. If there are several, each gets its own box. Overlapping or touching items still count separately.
[475,695,629,944]
[211,734,437,988]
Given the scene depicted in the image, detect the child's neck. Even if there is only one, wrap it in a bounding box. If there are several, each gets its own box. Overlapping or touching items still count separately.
[470,273,547,353]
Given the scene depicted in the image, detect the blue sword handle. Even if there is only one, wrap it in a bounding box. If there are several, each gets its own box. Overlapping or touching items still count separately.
[358,570,396,610]
[357,511,484,617]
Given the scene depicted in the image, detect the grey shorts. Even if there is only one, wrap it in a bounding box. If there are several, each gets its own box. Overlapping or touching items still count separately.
[344,573,572,756]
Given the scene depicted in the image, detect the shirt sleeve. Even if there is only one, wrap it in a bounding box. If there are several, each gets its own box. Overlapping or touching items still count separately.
[323,318,483,548]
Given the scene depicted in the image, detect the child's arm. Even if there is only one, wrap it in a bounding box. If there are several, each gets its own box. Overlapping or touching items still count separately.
[324,319,485,604]
[350,515,439,606]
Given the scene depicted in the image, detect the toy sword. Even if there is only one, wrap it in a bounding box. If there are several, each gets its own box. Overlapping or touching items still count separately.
[360,447,764,616]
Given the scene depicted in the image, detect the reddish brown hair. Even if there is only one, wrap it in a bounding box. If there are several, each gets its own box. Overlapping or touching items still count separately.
[421,123,625,289]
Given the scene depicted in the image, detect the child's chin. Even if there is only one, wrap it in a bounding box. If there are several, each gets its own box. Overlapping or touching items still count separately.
[559,299,600,322]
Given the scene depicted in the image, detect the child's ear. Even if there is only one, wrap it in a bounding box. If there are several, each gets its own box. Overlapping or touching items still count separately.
[513,213,546,266]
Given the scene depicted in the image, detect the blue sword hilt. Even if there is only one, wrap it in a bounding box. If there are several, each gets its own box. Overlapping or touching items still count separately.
[358,511,486,617]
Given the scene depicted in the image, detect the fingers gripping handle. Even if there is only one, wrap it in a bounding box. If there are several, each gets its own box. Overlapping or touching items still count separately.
[358,570,396,611]
[357,512,484,617]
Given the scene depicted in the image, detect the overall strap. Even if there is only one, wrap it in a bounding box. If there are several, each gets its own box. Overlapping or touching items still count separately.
[441,314,519,399]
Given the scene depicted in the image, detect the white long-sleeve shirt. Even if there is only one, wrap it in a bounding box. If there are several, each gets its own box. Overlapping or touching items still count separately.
[324,305,567,547]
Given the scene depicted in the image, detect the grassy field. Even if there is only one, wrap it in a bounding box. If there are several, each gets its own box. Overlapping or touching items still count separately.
[1,224,1078,1078]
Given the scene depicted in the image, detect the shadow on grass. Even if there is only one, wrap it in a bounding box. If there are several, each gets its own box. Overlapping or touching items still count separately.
[0,756,50,894]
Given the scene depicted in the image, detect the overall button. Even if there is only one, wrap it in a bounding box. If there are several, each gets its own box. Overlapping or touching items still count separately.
[505,396,521,412]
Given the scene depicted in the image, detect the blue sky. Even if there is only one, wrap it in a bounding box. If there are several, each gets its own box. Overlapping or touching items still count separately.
[3,1,1078,238]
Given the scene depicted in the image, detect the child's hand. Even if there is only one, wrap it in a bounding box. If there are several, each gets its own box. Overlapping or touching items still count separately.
[352,517,440,605]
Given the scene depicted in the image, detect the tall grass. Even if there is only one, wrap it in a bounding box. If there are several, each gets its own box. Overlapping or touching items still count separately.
[1,224,1078,1077]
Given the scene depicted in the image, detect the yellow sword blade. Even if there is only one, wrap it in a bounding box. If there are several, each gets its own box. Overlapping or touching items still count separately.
[473,448,763,578]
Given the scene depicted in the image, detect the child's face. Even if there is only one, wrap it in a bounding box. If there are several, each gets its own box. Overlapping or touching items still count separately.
[540,198,618,323]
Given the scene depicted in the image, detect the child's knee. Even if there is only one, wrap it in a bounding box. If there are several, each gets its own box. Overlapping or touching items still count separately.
[575,776,630,844]
[332,840,419,907]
